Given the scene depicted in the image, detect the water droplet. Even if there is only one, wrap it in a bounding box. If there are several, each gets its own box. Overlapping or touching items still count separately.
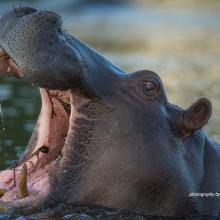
[0,97,6,131]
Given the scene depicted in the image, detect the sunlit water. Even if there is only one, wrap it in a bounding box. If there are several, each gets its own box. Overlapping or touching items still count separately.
[0,1,219,169]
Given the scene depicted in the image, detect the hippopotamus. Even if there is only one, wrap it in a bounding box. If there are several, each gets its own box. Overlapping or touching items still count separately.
[0,7,220,218]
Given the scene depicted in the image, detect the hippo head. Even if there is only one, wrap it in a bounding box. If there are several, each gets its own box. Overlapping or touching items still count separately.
[0,7,213,217]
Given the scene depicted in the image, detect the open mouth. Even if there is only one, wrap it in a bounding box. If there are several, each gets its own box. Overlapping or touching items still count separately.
[0,48,74,210]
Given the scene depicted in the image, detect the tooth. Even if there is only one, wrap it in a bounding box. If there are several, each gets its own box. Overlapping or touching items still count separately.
[18,163,29,199]
[6,65,11,73]
[0,188,6,198]
[8,59,22,78]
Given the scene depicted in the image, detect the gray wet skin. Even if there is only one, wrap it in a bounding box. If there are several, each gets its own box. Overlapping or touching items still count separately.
[0,7,220,217]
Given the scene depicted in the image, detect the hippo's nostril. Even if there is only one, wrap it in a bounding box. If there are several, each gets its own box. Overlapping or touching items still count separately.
[14,7,37,18]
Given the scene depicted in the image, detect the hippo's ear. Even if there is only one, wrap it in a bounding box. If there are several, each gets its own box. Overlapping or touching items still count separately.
[180,98,212,139]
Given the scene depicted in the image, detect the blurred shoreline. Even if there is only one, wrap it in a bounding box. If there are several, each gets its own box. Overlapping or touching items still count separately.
[0,0,220,14]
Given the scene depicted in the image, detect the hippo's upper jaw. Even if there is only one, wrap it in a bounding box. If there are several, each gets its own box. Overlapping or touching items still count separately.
[0,8,58,77]
[0,7,89,91]
[0,7,219,218]
[0,7,124,94]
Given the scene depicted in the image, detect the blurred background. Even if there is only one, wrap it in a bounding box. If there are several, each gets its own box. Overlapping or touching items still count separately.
[0,0,219,169]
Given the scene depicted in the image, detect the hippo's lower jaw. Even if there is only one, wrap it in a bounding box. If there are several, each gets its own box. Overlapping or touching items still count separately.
[0,88,75,215]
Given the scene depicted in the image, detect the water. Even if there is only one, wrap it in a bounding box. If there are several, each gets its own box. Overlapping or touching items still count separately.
[0,1,220,169]
[0,79,40,169]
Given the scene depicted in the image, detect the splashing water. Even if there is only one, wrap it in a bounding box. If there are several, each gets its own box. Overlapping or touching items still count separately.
[0,97,6,131]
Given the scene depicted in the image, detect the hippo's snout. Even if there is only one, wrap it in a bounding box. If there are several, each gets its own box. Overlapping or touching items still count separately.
[0,6,123,92]
[0,7,86,90]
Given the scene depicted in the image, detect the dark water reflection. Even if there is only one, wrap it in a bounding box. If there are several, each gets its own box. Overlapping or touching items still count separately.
[0,78,40,169]
[0,1,220,169]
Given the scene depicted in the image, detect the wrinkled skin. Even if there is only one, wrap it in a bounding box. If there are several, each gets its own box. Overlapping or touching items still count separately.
[0,7,220,218]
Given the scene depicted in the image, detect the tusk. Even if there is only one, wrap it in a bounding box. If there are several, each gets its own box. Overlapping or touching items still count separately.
[6,65,11,73]
[8,59,22,78]
[18,163,29,199]
[0,188,6,198]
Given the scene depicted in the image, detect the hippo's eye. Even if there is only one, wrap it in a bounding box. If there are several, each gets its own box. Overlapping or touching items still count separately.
[143,79,160,100]
[143,79,160,97]
[145,82,154,91]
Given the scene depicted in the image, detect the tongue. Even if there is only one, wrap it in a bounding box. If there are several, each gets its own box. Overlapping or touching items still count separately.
[0,48,22,78]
